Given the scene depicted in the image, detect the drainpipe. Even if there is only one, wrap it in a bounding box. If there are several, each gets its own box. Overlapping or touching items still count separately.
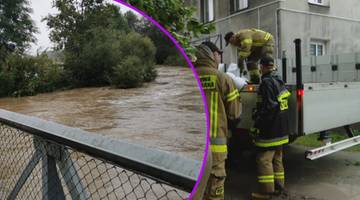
[257,8,261,28]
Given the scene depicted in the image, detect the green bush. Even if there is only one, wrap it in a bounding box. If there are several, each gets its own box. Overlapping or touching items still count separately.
[64,28,123,87]
[118,32,157,83]
[0,53,66,97]
[111,56,144,88]
[0,70,15,97]
[65,30,157,88]
[143,64,157,82]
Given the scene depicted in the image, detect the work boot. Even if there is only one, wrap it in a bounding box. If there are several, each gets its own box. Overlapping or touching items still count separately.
[251,192,272,200]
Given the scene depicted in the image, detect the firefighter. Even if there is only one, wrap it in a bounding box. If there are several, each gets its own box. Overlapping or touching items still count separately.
[251,55,290,200]
[193,41,241,200]
[224,29,274,84]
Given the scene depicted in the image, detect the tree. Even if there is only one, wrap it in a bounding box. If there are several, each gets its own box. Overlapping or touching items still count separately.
[45,0,157,88]
[137,19,177,64]
[124,10,140,31]
[0,0,37,54]
[124,0,214,57]
[44,0,129,51]
[45,0,130,86]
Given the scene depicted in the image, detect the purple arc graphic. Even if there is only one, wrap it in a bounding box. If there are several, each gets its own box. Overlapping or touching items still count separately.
[112,1,210,199]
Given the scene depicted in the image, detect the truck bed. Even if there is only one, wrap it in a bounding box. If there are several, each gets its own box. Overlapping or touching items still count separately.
[237,82,360,137]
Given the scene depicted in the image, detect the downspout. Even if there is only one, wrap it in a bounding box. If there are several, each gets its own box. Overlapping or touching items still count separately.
[257,8,261,28]
[275,8,280,59]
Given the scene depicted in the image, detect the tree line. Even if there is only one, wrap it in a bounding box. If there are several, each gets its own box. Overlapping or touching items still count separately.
[0,0,185,97]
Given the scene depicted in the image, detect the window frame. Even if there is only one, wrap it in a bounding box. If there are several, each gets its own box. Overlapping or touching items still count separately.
[308,0,323,5]
[230,0,249,14]
[308,0,329,7]
[200,0,215,23]
[310,41,326,56]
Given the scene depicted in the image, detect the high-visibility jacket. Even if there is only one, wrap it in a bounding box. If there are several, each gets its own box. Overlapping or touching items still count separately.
[196,65,242,155]
[232,29,274,60]
[253,71,290,149]
[194,44,242,178]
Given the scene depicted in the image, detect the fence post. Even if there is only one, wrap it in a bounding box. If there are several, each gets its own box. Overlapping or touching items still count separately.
[42,142,65,200]
[58,150,88,200]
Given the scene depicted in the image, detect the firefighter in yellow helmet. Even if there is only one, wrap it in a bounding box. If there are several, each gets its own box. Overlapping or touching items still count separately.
[224,29,274,84]
[193,41,242,200]
[251,55,290,200]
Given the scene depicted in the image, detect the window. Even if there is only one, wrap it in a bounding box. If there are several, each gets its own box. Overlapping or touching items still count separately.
[308,0,324,5]
[310,41,326,56]
[200,0,214,23]
[230,0,249,13]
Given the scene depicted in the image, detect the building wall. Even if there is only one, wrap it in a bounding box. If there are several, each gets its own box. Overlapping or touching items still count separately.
[189,0,360,65]
[279,0,360,58]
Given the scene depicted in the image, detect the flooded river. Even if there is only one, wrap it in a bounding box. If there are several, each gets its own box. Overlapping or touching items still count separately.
[0,66,206,160]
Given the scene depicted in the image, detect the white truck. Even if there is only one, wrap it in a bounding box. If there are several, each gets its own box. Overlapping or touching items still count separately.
[227,39,360,160]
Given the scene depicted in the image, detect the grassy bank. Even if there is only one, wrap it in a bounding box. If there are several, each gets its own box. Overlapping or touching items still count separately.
[294,131,360,152]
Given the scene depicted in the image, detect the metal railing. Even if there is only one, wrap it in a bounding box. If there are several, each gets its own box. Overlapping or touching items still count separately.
[277,52,360,83]
[0,109,201,200]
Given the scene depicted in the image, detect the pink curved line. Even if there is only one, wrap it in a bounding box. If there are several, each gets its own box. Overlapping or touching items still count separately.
[112,1,210,199]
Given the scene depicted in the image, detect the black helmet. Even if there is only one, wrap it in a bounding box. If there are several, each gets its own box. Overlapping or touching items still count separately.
[260,55,274,67]
[224,32,234,46]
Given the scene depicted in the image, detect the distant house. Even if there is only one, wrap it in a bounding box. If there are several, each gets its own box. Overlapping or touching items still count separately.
[187,0,360,64]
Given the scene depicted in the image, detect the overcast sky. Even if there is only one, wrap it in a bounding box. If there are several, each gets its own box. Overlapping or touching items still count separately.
[27,0,135,55]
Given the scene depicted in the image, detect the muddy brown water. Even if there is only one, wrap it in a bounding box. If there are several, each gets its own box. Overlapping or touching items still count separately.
[0,66,206,161]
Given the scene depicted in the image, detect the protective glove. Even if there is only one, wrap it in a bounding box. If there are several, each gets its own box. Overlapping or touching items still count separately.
[225,72,248,90]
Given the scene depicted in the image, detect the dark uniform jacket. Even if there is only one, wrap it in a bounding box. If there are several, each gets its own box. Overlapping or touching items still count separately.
[253,71,290,149]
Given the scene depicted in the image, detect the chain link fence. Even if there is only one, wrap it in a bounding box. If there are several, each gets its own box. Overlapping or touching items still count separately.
[0,109,199,200]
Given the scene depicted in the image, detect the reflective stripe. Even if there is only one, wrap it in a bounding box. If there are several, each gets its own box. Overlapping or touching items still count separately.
[226,89,239,102]
[239,51,250,58]
[274,172,285,179]
[210,144,227,153]
[210,92,219,138]
[258,175,274,179]
[210,92,215,137]
[256,135,289,143]
[241,38,252,46]
[214,92,218,137]
[264,33,271,41]
[255,138,289,148]
[226,89,238,99]
[210,137,227,145]
[258,179,274,183]
[277,90,291,111]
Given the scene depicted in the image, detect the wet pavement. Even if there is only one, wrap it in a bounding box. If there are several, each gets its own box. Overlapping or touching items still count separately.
[226,145,360,200]
[0,66,206,160]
